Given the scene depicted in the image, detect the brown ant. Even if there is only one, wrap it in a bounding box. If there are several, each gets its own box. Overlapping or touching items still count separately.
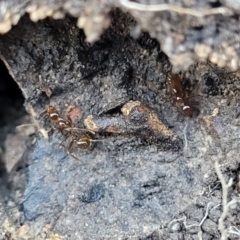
[45,105,72,131]
[40,105,100,162]
[167,73,195,117]
[40,106,70,130]
[40,105,95,139]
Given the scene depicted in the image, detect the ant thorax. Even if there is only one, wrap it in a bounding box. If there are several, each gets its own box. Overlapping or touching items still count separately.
[57,118,71,129]
[49,112,59,121]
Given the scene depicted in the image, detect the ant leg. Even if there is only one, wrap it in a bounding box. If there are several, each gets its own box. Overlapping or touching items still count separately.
[51,121,59,130]
[64,127,95,135]
[69,152,84,163]
[90,139,106,142]
[39,109,47,120]
[66,140,85,163]
[60,134,70,148]
[67,115,73,125]
[60,127,71,138]
[66,138,74,153]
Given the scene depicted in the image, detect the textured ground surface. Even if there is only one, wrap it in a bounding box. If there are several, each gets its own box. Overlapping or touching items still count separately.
[0,2,240,240]
[1,0,240,72]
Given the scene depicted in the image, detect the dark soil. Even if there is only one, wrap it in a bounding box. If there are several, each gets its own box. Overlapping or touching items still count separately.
[0,4,240,240]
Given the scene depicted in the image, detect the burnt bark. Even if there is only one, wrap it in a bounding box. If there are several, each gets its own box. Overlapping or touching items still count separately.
[0,1,240,240]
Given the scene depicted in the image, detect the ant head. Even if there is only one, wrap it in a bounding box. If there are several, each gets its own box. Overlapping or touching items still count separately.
[47,106,59,121]
[47,105,57,113]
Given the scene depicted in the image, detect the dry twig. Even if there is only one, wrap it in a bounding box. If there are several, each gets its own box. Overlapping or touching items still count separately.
[228,226,240,236]
[120,0,232,17]
[168,202,214,229]
[215,161,239,240]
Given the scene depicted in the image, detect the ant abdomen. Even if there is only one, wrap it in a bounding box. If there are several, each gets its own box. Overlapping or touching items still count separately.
[167,73,196,117]
[75,134,92,150]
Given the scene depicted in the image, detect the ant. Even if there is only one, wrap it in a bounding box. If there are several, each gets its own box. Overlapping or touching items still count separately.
[167,73,195,117]
[40,105,71,131]
[41,105,93,135]
[40,105,100,161]
[45,105,72,132]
